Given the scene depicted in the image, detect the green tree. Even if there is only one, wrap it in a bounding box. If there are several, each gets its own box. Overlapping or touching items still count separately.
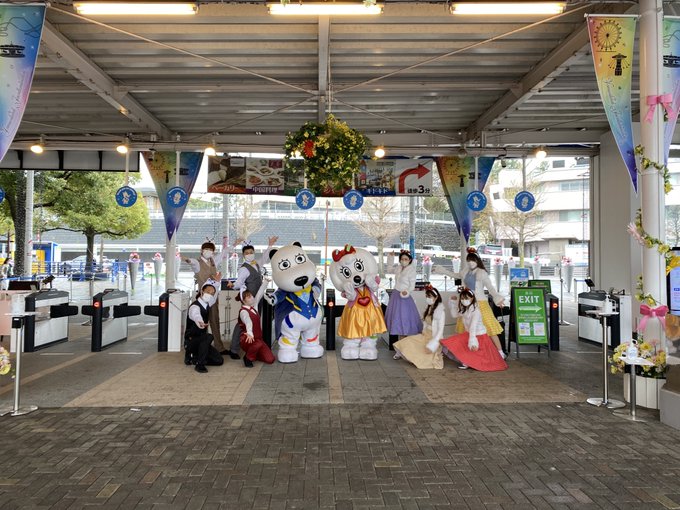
[0,170,67,275]
[49,172,151,263]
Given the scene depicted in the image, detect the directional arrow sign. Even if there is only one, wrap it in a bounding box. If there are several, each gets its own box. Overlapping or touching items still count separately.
[512,287,549,346]
[397,161,432,195]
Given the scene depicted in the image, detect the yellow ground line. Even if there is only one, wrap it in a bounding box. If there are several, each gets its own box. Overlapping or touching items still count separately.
[229,363,263,405]
[326,351,344,404]
[0,352,94,396]
[0,325,152,396]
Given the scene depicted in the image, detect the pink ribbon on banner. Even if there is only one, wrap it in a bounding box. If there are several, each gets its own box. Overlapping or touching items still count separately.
[637,304,668,333]
[645,94,674,123]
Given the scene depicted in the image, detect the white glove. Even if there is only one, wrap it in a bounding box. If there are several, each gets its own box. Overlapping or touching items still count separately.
[426,338,440,353]
[468,335,479,351]
[264,293,276,306]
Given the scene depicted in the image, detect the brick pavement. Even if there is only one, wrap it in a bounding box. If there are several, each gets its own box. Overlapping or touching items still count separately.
[1,292,678,509]
[1,403,680,509]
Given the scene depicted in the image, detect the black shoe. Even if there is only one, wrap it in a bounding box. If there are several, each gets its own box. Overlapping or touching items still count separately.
[195,364,208,373]
[184,354,192,366]
[243,358,254,368]
[222,350,240,360]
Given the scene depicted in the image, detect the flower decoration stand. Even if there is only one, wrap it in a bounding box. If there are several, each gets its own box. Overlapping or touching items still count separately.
[0,313,39,417]
[585,310,626,409]
[613,356,655,422]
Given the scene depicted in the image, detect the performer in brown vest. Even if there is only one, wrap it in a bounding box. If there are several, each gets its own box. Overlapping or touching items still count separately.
[184,240,235,355]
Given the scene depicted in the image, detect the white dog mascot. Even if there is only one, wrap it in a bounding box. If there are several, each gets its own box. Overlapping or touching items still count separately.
[329,244,387,360]
[265,242,324,363]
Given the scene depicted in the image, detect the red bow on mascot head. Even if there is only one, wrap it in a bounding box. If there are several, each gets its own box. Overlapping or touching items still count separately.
[332,244,356,262]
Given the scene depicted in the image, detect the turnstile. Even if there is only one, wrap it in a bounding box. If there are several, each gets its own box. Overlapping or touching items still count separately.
[82,289,141,351]
[577,291,632,348]
[144,290,190,352]
[24,289,78,351]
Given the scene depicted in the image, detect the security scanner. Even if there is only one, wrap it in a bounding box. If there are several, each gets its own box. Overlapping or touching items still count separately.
[81,289,141,351]
[23,289,78,351]
[578,290,631,348]
[144,289,190,351]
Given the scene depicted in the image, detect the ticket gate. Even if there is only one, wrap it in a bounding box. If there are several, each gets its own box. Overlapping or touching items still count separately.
[23,289,79,351]
[144,290,190,352]
[81,289,141,351]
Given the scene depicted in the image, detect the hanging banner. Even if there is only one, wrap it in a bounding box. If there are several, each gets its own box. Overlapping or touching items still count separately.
[436,156,496,242]
[663,17,680,162]
[207,156,433,197]
[587,15,638,192]
[0,5,46,163]
[144,151,202,240]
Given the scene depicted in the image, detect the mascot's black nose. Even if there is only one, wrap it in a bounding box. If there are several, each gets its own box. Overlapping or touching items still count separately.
[294,275,309,287]
[353,275,363,284]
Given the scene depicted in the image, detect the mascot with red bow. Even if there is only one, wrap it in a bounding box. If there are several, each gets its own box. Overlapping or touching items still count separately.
[329,245,387,360]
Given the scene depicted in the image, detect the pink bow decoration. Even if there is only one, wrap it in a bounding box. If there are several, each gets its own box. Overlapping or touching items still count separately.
[645,94,674,123]
[637,304,668,333]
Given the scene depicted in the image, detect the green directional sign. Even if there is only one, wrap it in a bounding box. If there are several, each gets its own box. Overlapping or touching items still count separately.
[512,287,549,345]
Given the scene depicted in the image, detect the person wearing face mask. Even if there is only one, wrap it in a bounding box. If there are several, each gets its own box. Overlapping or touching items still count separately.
[226,236,278,357]
[434,247,507,359]
[236,279,275,368]
[184,281,225,373]
[184,238,241,355]
[440,287,507,371]
[392,286,445,369]
[384,250,423,338]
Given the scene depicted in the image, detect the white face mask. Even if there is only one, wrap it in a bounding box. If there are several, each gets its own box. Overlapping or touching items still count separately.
[426,297,434,305]
[244,253,255,263]
[199,294,212,306]
[202,250,213,259]
[467,261,477,270]
[244,296,255,307]
[400,259,410,267]
[461,298,472,306]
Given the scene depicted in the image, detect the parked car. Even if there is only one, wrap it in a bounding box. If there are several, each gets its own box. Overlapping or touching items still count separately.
[421,244,445,257]
[63,255,113,271]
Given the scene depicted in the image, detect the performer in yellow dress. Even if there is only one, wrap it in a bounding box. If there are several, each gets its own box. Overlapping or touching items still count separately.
[330,245,387,360]
[338,286,387,339]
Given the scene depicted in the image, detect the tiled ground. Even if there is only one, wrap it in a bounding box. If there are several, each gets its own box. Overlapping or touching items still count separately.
[1,294,679,509]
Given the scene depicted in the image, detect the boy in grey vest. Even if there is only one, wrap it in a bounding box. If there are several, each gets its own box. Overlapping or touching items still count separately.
[226,236,278,356]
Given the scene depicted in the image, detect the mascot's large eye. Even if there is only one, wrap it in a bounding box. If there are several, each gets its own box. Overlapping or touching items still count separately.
[295,253,307,264]
[278,259,291,270]
[354,260,364,272]
[341,266,352,279]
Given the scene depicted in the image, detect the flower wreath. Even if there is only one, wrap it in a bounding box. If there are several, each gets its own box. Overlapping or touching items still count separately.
[283,114,371,194]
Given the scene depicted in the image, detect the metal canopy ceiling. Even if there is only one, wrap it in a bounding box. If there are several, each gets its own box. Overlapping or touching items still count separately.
[8,0,670,157]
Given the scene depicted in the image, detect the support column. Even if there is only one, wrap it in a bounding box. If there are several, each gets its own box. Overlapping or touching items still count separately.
[639,0,666,347]
[165,235,176,290]
[24,170,34,277]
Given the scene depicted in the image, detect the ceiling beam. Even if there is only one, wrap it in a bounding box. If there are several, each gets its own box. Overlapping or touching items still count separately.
[40,21,173,140]
[464,4,633,142]
[318,15,330,122]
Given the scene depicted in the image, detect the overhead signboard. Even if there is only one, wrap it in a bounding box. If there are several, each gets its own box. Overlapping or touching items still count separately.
[207,156,433,197]
[0,150,140,172]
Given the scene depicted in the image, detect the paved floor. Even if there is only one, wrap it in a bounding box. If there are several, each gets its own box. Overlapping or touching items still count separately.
[1,277,680,509]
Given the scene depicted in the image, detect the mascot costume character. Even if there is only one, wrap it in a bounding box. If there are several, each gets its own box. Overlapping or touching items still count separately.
[265,242,324,363]
[329,245,387,360]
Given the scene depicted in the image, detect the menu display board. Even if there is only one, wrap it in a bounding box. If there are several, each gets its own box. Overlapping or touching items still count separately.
[207,156,433,197]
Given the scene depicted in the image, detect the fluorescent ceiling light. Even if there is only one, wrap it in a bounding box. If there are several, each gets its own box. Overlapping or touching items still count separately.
[74,2,198,15]
[450,2,565,15]
[268,3,383,16]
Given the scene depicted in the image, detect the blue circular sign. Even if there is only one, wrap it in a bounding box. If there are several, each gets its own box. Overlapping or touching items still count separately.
[0,187,5,204]
[295,189,316,210]
[343,190,364,210]
[115,186,137,207]
[167,186,189,208]
[466,191,487,211]
[515,191,536,212]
